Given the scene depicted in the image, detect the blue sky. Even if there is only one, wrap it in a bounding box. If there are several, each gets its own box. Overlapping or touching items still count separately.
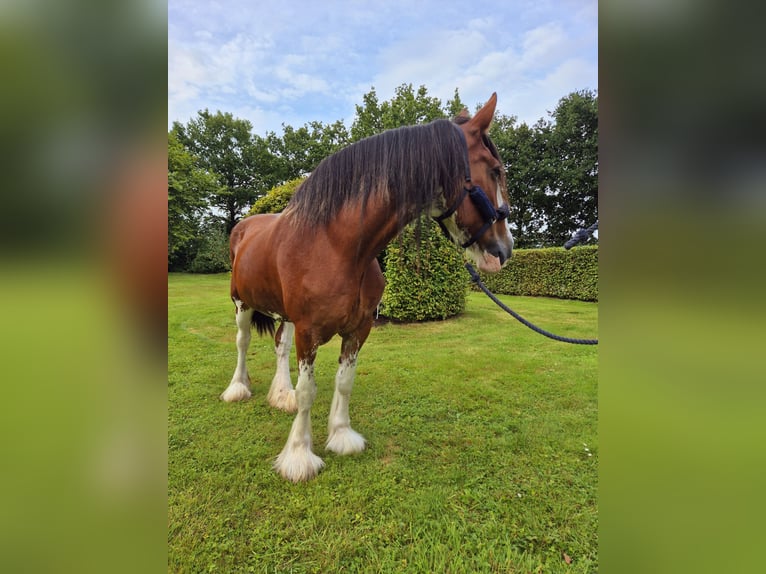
[168,0,597,135]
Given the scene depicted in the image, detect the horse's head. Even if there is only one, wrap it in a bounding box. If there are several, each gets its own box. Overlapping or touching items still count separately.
[434,93,514,273]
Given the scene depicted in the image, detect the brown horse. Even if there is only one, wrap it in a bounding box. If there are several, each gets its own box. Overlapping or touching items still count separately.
[221,94,513,482]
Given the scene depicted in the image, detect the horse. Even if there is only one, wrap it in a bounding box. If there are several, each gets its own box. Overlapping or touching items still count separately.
[220,93,514,482]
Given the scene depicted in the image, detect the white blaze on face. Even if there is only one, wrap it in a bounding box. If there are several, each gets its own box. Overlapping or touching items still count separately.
[497,182,511,234]
[471,183,512,273]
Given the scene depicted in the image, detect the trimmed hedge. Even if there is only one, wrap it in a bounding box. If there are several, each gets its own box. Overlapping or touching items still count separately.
[381,218,468,321]
[247,177,304,216]
[475,245,598,301]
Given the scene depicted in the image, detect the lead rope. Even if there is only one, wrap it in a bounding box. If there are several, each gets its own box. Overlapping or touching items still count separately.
[564,221,598,250]
[464,262,598,345]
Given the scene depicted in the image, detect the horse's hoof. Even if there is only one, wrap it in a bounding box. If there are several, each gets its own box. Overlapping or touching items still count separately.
[273,446,325,482]
[220,381,251,402]
[326,427,366,455]
[268,389,298,413]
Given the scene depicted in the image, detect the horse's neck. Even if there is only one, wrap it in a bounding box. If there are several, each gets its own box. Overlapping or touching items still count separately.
[331,198,419,265]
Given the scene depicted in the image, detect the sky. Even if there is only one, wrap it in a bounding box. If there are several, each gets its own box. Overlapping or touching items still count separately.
[168,0,597,136]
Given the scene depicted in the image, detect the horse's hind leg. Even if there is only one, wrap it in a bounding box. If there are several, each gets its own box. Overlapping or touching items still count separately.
[220,299,253,402]
[267,321,297,413]
[326,329,370,456]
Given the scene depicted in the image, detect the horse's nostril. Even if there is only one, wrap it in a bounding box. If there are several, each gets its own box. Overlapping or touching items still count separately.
[489,243,511,265]
[489,247,504,264]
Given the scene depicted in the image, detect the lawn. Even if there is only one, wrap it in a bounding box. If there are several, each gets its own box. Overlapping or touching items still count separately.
[168,272,598,573]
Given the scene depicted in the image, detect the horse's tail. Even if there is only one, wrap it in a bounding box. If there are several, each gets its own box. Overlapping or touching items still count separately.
[251,311,276,337]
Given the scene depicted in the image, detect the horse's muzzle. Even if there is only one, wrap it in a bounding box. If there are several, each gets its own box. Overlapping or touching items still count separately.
[487,240,512,267]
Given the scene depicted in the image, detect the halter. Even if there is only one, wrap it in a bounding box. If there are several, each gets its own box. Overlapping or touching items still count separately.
[433,128,510,248]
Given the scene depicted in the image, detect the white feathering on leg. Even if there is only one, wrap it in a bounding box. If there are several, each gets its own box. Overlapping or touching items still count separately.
[273,360,324,482]
[220,380,251,402]
[326,354,366,455]
[267,322,297,412]
[221,299,253,402]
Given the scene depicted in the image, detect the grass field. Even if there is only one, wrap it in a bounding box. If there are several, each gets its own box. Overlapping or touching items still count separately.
[168,273,598,573]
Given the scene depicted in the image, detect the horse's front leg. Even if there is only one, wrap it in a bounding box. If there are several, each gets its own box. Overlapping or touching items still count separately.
[267,321,297,413]
[273,329,324,482]
[326,329,369,456]
[220,299,253,402]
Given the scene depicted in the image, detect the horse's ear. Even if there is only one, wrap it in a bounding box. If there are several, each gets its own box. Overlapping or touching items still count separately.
[457,108,470,119]
[469,92,497,133]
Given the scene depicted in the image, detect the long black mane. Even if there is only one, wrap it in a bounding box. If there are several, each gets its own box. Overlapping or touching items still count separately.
[284,119,468,228]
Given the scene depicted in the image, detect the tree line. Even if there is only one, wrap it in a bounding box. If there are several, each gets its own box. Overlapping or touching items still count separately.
[168,84,597,272]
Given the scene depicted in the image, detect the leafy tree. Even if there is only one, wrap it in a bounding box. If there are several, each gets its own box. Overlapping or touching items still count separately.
[171,110,272,234]
[349,87,384,141]
[167,131,219,270]
[490,116,551,248]
[167,86,597,276]
[350,84,445,141]
[266,120,349,182]
[543,90,598,245]
[489,91,597,248]
[189,221,231,273]
[445,88,468,119]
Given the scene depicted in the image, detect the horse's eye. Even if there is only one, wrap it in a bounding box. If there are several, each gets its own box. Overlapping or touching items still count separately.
[491,167,502,180]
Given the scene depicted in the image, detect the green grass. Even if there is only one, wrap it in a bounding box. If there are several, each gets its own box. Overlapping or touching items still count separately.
[169,273,598,573]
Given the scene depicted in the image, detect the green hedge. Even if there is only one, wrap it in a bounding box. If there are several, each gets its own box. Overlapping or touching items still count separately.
[475,245,598,301]
[381,218,468,321]
[247,177,304,216]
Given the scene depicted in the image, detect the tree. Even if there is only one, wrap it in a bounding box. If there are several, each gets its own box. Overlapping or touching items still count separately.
[167,86,597,275]
[266,120,349,182]
[543,90,598,245]
[171,110,270,234]
[490,115,551,248]
[167,131,218,270]
[350,84,445,141]
[445,88,468,119]
[189,220,231,273]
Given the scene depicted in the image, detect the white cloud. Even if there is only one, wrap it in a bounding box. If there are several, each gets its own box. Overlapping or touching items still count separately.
[168,0,597,133]
[519,22,569,71]
[362,9,595,126]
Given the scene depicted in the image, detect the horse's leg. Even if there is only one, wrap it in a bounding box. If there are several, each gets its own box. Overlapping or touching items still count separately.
[267,321,297,413]
[326,326,371,456]
[273,329,324,482]
[326,261,383,454]
[220,299,253,402]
